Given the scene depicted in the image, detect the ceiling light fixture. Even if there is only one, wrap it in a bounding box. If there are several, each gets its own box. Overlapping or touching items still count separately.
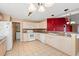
[38,3,45,12]
[27,3,54,16]
[28,3,54,12]
[38,5,45,12]
[51,14,54,16]
[28,12,32,16]
[44,3,54,7]
[28,3,37,12]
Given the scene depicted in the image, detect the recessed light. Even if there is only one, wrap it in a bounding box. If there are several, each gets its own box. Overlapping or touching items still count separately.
[64,8,69,11]
[51,14,54,16]
[28,12,32,16]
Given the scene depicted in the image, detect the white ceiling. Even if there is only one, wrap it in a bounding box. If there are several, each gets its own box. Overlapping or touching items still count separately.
[0,3,79,21]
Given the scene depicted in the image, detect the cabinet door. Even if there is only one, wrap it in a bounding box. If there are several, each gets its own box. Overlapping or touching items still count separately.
[49,36,75,55]
[40,20,47,29]
[35,33,38,40]
[23,33,35,41]
[63,37,75,55]
[39,33,45,43]
[23,33,28,41]
[45,34,63,49]
[45,34,52,45]
[45,34,76,55]
[49,36,64,51]
[22,22,33,29]
[22,22,27,28]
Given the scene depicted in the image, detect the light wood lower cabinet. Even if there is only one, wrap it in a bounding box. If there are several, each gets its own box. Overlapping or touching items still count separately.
[45,34,53,45]
[23,33,35,41]
[22,32,76,55]
[45,34,76,56]
[23,33,28,41]
[0,39,6,56]
[45,34,64,50]
[63,37,75,55]
[35,33,40,40]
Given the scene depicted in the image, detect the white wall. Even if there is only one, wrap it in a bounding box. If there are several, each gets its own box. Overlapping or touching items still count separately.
[70,13,79,24]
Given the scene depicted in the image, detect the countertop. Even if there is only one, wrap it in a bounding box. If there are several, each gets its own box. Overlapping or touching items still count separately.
[34,31,72,37]
[22,28,77,37]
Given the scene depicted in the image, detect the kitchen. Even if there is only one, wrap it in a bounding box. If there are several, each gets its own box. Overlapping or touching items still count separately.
[0,3,79,56]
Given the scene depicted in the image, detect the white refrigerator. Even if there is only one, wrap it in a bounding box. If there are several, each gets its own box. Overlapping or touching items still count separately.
[0,21,13,50]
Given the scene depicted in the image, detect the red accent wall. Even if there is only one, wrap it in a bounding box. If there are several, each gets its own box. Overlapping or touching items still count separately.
[47,18,72,32]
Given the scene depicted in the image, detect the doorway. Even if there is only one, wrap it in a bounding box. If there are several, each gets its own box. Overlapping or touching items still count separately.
[12,22,20,43]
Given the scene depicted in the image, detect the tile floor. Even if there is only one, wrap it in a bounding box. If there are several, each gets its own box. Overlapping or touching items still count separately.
[5,40,68,56]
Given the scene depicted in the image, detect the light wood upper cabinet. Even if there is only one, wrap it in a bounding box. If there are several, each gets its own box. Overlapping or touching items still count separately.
[22,20,47,29]
[39,20,47,29]
[22,22,39,29]
[0,13,10,21]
